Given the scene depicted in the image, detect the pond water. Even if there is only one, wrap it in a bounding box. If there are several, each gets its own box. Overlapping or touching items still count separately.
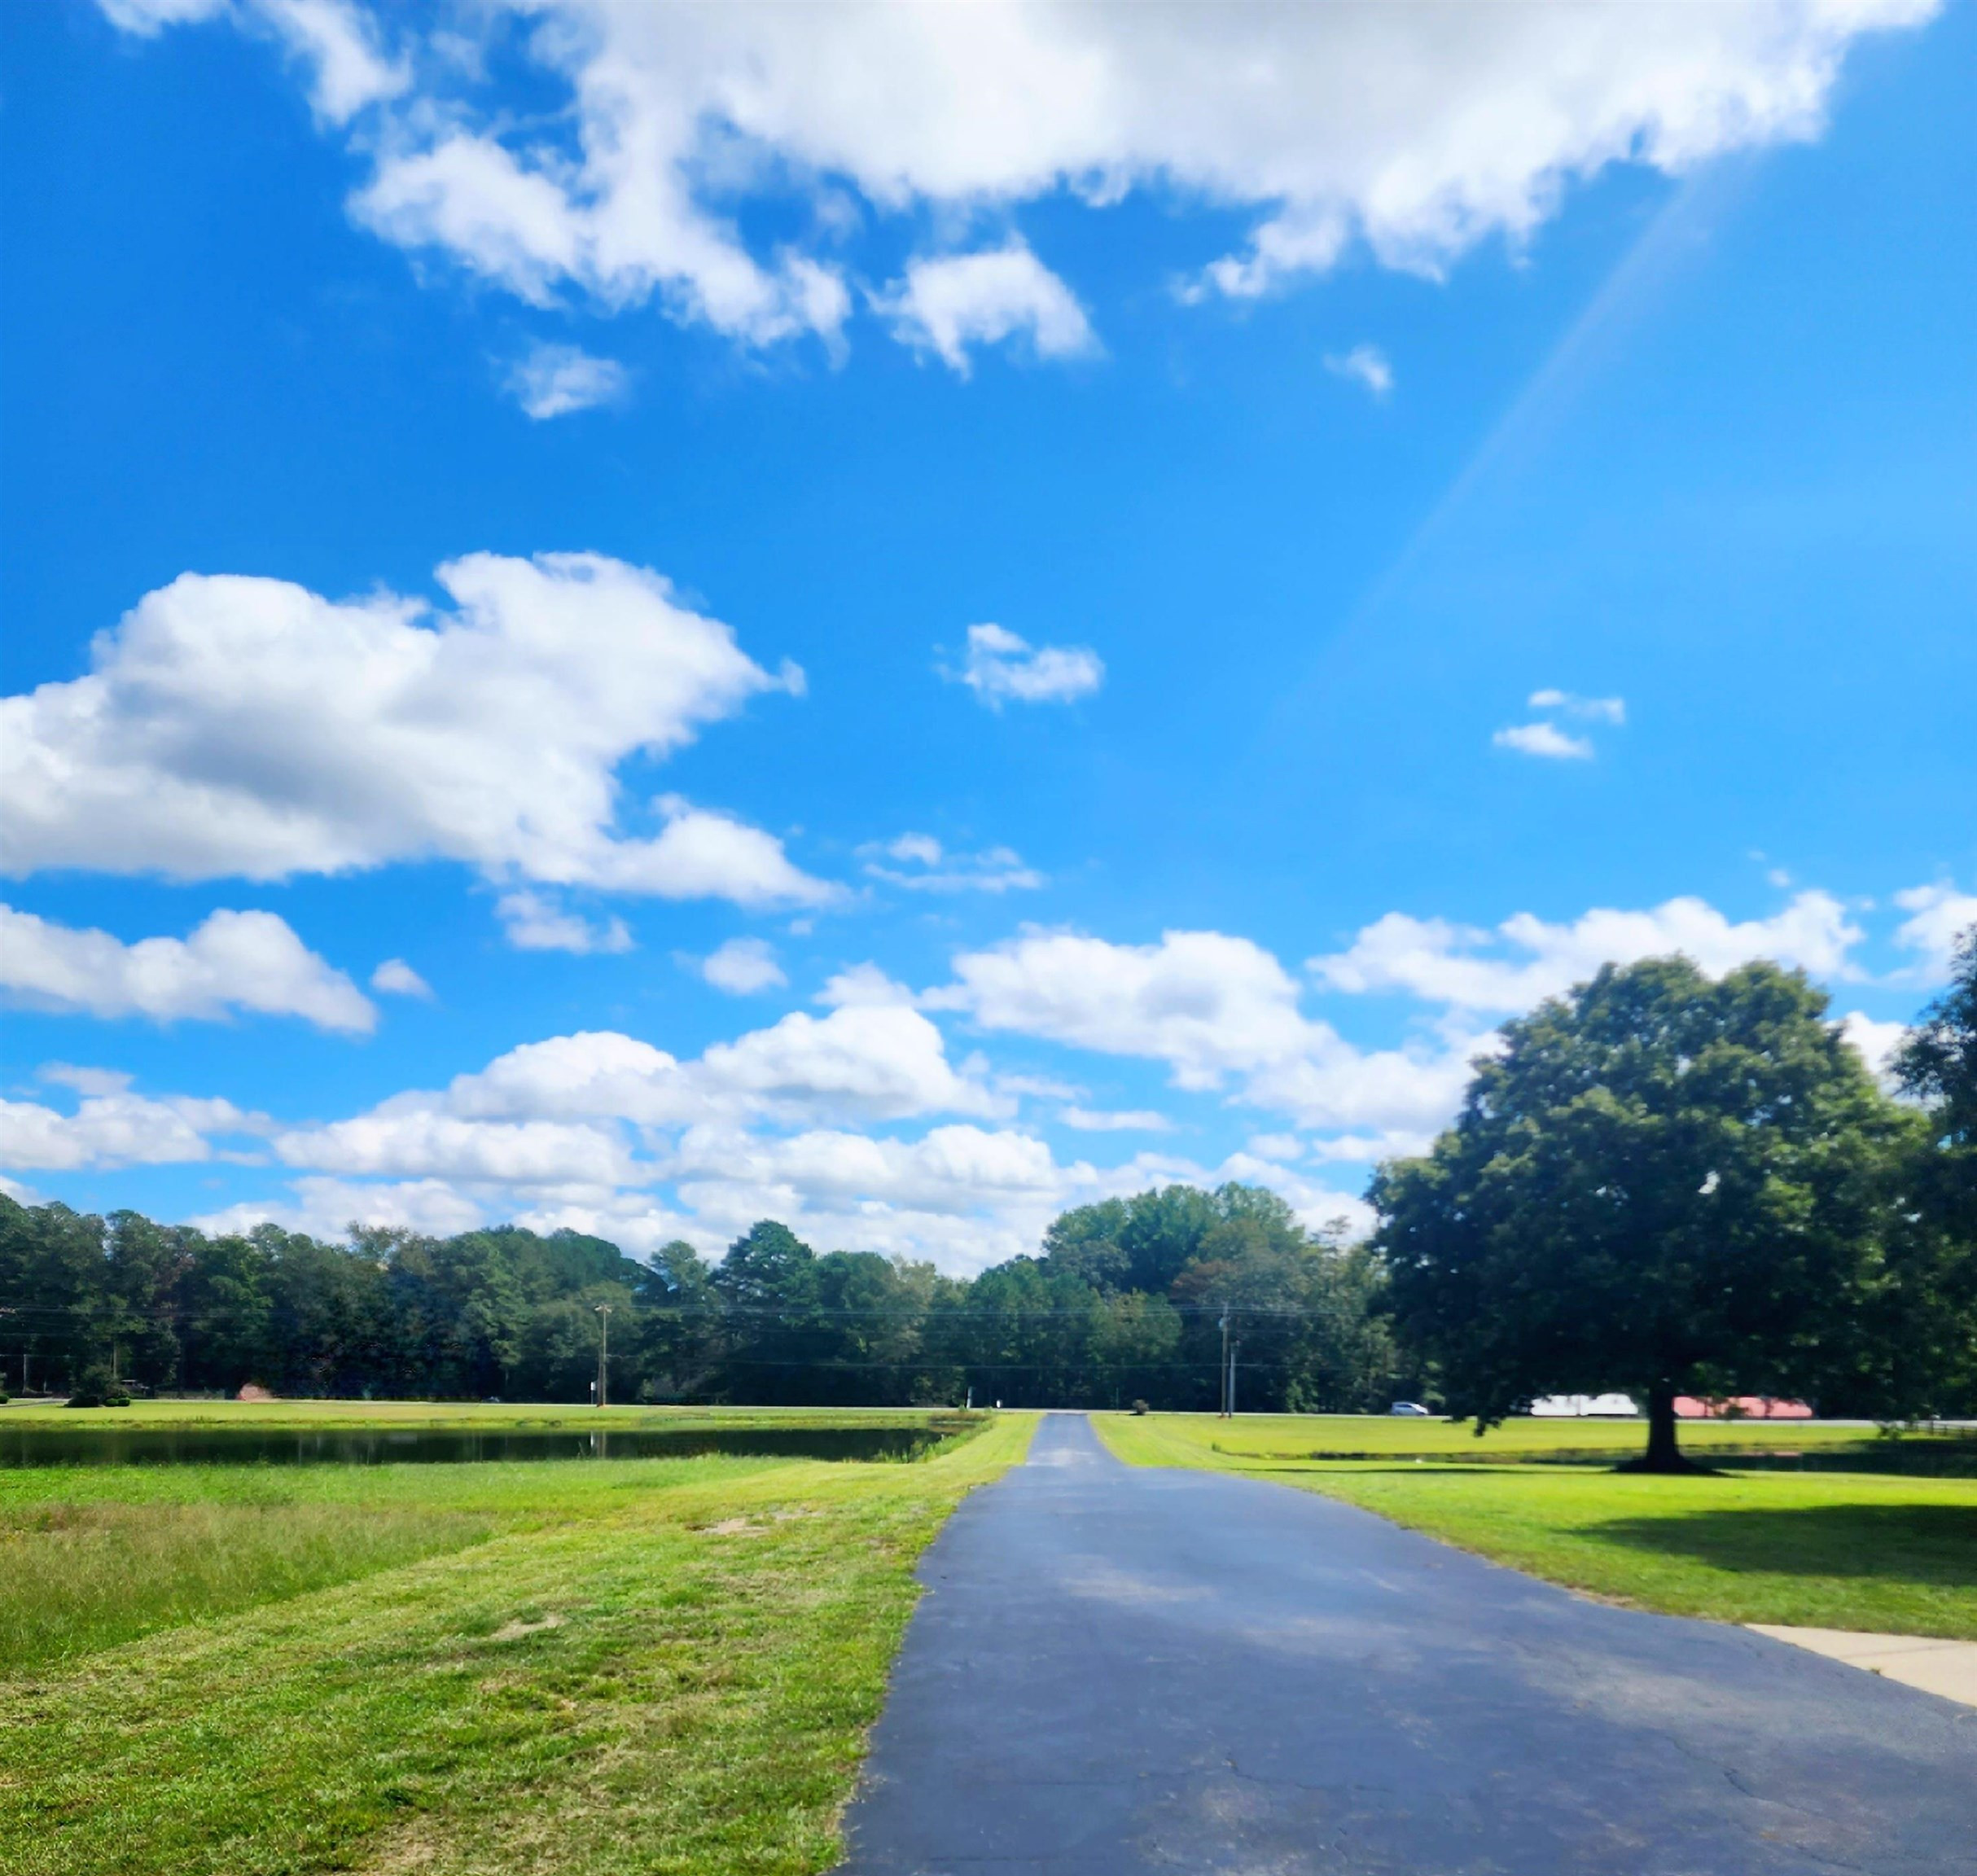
[0,1423,949,1469]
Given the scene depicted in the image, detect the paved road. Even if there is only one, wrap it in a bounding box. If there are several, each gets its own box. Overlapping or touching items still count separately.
[836,1414,1976,1874]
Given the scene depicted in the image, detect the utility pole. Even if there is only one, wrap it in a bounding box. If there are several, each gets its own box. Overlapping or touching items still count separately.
[1218,1307,1231,1418]
[594,1304,612,1409]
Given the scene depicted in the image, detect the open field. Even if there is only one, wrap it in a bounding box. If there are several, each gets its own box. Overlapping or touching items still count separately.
[0,1411,1035,1876]
[1097,1414,1977,1639]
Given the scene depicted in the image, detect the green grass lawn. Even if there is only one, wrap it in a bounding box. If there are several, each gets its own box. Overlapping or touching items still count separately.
[1096,1414,1977,1641]
[0,1411,1036,1876]
[1100,1409,1909,1461]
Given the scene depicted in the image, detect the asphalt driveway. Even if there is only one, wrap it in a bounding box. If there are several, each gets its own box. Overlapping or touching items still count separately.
[835,1414,1976,1874]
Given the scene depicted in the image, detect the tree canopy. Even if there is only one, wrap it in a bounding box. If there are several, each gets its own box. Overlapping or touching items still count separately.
[1374,956,1914,1468]
[0,1181,1413,1412]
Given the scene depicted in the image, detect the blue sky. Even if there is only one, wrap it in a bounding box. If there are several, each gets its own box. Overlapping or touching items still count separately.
[3,0,1973,1271]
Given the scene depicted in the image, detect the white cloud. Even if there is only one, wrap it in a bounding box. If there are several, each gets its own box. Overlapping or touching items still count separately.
[113,2,1932,349]
[948,623,1104,708]
[1059,1107,1173,1133]
[430,1003,1005,1133]
[256,0,406,124]
[496,891,633,956]
[2,552,830,908]
[878,244,1096,374]
[699,937,787,995]
[1892,882,1977,982]
[936,927,1300,1086]
[98,0,226,31]
[0,904,375,1032]
[1529,689,1625,724]
[932,925,1479,1136]
[1324,344,1392,397]
[102,1,405,121]
[1310,890,1866,1013]
[860,833,1043,894]
[1839,1011,1909,1088]
[195,1176,487,1242]
[503,343,632,419]
[274,1111,638,1187]
[1245,1133,1306,1160]
[1493,721,1594,760]
[370,958,431,997]
[0,1069,265,1172]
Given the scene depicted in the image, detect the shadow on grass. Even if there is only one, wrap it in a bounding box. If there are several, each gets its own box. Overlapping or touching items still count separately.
[1586,1503,1977,1586]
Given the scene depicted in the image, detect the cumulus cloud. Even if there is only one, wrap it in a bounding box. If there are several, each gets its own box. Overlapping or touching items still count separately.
[1324,344,1392,397]
[699,937,787,995]
[878,244,1096,374]
[0,904,375,1032]
[1310,890,1865,1013]
[1493,721,1594,760]
[1892,882,1977,982]
[0,1067,265,1172]
[428,1003,1007,1134]
[860,833,1043,894]
[195,1176,488,1241]
[1840,1010,1909,1088]
[111,2,1933,350]
[496,891,633,956]
[502,342,632,419]
[932,926,1481,1135]
[274,1111,639,1187]
[2,552,830,908]
[948,624,1104,708]
[370,958,430,997]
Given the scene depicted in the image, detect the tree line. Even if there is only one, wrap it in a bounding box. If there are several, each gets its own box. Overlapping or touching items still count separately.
[0,1184,1412,1413]
[3,940,1972,1445]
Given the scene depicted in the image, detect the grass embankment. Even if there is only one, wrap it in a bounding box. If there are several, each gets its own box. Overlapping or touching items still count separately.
[0,1412,1036,1876]
[1097,1414,1977,1641]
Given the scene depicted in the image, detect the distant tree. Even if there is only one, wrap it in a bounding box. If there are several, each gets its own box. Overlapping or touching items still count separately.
[713,1221,825,1402]
[1375,957,1909,1470]
[633,1239,721,1400]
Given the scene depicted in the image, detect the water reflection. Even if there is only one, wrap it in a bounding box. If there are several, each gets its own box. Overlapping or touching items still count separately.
[0,1424,949,1469]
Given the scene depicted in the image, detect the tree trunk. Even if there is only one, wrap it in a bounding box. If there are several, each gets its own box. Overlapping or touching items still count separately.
[1626,1384,1703,1474]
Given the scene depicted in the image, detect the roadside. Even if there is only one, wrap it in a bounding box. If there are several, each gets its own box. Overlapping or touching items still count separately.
[0,1410,1037,1876]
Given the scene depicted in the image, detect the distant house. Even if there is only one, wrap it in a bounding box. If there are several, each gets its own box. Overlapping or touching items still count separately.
[1529,1393,1639,1417]
[1673,1396,1813,1419]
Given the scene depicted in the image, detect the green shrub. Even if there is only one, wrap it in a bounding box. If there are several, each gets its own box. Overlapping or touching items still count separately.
[64,1365,131,1409]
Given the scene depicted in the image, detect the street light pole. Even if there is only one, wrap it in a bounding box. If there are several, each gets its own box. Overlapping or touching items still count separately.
[594,1304,612,1409]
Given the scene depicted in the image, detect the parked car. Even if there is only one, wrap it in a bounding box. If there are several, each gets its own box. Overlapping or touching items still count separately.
[1388,1400,1431,1416]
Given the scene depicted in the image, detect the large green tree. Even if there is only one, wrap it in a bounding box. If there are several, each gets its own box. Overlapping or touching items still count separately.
[1887,924,1977,1411]
[1374,956,1909,1470]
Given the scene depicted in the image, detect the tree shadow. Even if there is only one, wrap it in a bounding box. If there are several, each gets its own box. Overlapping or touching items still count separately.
[1587,1503,1977,1586]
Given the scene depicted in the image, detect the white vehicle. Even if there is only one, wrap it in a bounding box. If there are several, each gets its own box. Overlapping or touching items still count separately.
[1388,1400,1432,1416]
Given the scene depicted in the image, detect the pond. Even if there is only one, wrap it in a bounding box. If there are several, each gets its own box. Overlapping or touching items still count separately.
[0,1423,952,1469]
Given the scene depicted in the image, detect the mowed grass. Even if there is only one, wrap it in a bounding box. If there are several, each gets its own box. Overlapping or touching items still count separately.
[1096,1414,1977,1641]
[0,1413,1036,1876]
[1109,1409,1901,1461]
